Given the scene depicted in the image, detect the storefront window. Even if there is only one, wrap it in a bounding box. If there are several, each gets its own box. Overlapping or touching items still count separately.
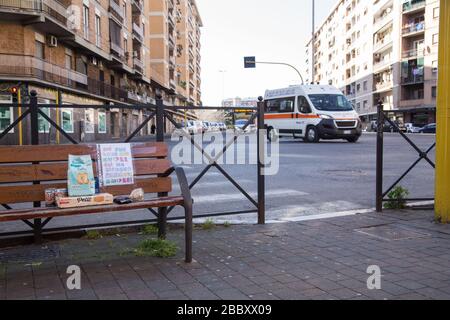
[0,94,12,132]
[62,108,74,133]
[38,108,50,133]
[98,110,106,133]
[85,109,95,133]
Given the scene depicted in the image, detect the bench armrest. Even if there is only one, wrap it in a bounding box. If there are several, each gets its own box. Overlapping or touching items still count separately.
[163,167,193,208]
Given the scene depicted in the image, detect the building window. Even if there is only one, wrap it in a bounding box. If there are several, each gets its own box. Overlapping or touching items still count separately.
[363,81,368,91]
[38,99,50,133]
[84,109,95,133]
[76,56,88,75]
[433,33,439,45]
[35,40,44,59]
[98,110,107,133]
[65,54,73,69]
[95,14,101,47]
[62,108,74,133]
[434,7,440,18]
[83,5,89,40]
[432,86,437,99]
[0,94,12,132]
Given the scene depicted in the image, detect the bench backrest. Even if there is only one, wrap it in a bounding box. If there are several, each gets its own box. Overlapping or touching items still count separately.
[0,143,172,205]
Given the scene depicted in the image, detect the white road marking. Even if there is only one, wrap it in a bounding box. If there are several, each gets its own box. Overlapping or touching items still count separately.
[172,179,254,189]
[191,189,308,204]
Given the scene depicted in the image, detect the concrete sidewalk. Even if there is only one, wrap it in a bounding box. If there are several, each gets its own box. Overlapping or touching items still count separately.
[1,209,450,300]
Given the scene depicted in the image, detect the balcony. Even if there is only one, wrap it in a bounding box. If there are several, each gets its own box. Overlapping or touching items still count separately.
[109,0,124,22]
[133,57,143,73]
[373,58,391,72]
[374,80,393,92]
[110,41,124,57]
[373,35,393,53]
[0,53,87,85]
[168,34,175,48]
[403,0,426,14]
[131,0,143,13]
[373,12,393,32]
[169,78,176,90]
[0,0,72,36]
[402,48,425,59]
[132,23,144,42]
[402,22,425,37]
[402,74,424,85]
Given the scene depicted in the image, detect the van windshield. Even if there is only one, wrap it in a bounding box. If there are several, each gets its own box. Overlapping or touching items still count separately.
[308,94,354,112]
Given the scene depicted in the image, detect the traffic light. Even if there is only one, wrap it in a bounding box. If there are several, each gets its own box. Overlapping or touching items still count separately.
[10,87,19,104]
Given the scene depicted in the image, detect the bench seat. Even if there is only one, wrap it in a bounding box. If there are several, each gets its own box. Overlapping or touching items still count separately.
[0,196,185,222]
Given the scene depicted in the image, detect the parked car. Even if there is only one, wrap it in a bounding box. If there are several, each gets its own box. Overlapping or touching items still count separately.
[371,120,406,133]
[405,123,421,133]
[235,119,256,133]
[419,123,436,134]
[219,123,227,131]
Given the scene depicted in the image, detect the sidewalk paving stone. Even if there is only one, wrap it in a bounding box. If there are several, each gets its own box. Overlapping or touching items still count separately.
[1,210,450,300]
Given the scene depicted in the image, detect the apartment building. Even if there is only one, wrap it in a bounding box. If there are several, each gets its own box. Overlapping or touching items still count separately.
[305,0,439,126]
[149,0,202,106]
[0,0,202,145]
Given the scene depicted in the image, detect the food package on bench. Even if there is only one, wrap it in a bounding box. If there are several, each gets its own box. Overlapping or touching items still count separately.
[56,193,114,209]
[67,154,95,197]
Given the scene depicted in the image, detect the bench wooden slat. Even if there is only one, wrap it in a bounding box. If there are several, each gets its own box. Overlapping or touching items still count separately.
[0,177,172,204]
[0,196,184,222]
[0,143,168,163]
[0,159,171,183]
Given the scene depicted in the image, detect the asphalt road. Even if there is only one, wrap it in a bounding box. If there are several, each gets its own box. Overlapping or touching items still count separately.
[0,132,436,233]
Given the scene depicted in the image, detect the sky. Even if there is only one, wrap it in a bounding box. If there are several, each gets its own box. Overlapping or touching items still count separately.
[196,0,337,106]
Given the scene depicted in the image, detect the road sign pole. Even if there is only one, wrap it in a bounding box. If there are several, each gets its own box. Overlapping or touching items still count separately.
[435,0,450,223]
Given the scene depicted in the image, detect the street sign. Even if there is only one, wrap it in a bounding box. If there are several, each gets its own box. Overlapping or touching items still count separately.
[244,56,256,68]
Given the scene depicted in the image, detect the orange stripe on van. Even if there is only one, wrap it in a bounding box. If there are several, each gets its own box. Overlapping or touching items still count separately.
[264,114,320,120]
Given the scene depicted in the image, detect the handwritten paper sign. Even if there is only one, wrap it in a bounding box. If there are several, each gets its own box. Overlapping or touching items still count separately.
[97,144,134,187]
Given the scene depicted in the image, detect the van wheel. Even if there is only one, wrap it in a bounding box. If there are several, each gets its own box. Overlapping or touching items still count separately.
[346,136,359,143]
[304,126,319,143]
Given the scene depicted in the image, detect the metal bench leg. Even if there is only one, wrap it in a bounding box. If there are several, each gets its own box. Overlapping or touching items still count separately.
[158,206,168,239]
[184,202,193,263]
[33,218,42,244]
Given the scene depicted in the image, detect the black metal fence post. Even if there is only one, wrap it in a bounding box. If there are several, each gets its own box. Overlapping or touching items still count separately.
[155,93,168,238]
[376,100,384,213]
[257,97,266,224]
[29,90,42,242]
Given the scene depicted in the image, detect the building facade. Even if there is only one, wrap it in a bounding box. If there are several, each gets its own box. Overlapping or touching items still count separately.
[0,0,202,145]
[305,0,439,126]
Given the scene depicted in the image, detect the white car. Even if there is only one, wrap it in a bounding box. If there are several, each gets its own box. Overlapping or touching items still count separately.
[405,123,421,133]
[235,119,256,133]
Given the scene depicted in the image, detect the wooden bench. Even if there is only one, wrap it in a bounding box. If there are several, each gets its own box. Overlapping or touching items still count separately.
[0,142,193,262]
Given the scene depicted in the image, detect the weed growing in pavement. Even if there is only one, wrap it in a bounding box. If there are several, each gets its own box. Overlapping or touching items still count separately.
[384,186,410,209]
[134,239,178,258]
[143,224,159,235]
[202,219,216,230]
[85,230,102,240]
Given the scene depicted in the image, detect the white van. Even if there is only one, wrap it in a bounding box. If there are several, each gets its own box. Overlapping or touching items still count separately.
[264,85,362,143]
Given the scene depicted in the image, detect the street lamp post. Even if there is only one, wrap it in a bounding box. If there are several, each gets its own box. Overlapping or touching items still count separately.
[244,57,304,85]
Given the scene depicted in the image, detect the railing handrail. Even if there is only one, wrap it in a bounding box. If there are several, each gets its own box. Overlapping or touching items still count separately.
[0,53,87,85]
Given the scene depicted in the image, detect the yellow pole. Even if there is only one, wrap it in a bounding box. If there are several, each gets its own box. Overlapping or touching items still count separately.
[435,0,450,223]
[17,89,23,146]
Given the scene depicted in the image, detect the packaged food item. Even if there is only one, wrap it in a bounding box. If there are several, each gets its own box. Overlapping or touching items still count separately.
[54,188,68,200]
[130,188,145,202]
[45,188,57,207]
[67,154,95,197]
[56,193,114,209]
